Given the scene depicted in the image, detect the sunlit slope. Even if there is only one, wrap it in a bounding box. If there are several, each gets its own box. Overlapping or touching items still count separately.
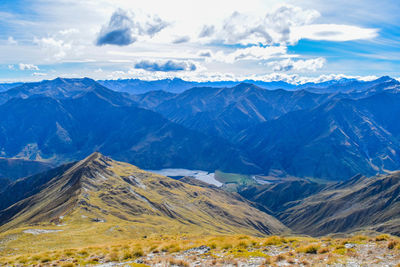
[0,153,287,237]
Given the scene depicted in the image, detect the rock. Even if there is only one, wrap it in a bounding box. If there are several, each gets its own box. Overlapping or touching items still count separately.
[185,245,211,255]
[23,229,63,235]
[91,218,106,223]
[345,243,356,249]
[134,259,144,264]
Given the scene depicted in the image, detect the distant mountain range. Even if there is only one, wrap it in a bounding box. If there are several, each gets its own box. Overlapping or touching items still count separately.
[0,78,258,175]
[0,76,399,181]
[4,76,395,95]
[136,76,400,180]
[97,78,297,94]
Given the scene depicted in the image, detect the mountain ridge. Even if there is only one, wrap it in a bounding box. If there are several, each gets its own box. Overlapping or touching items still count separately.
[0,80,260,173]
[278,171,400,236]
[0,152,287,236]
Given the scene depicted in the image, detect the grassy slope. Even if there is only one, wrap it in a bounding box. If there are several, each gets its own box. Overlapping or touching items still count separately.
[279,172,400,236]
[1,233,399,266]
[0,153,288,256]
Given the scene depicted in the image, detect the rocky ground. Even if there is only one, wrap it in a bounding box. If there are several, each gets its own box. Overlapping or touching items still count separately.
[92,236,400,267]
[1,234,400,266]
[116,241,399,266]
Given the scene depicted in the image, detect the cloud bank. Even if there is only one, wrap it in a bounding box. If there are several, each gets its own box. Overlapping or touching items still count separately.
[199,5,378,46]
[0,0,391,82]
[269,58,326,72]
[19,63,39,71]
[134,60,197,72]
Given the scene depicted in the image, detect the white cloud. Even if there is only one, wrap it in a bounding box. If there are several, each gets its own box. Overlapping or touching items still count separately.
[34,37,73,60]
[205,5,321,45]
[7,36,18,45]
[213,46,289,63]
[105,69,378,85]
[8,64,15,70]
[59,28,80,35]
[291,24,378,42]
[268,57,326,72]
[200,5,377,46]
[32,72,47,76]
[0,0,386,81]
[19,63,39,71]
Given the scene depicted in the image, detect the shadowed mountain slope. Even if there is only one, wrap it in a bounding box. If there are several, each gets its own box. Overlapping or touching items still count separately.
[278,172,400,236]
[0,153,287,236]
[0,158,53,181]
[0,79,259,173]
[238,180,327,213]
[150,83,330,139]
[236,92,400,180]
[0,77,134,106]
[2,77,400,180]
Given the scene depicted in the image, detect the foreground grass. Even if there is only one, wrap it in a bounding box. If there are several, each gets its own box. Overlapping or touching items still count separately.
[1,233,399,266]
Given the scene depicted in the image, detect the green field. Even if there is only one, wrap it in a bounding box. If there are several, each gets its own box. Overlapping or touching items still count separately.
[214,170,256,191]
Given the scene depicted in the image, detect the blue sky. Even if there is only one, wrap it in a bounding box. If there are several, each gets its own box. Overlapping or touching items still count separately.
[0,0,399,83]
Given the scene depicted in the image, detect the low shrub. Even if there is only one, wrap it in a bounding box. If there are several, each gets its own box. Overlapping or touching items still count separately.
[388,241,398,250]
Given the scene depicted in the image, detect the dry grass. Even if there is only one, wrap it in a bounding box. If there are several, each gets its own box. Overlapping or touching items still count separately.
[296,243,320,254]
[0,233,399,266]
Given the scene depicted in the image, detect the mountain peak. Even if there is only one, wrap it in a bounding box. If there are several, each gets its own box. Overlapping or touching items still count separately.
[76,152,110,170]
[233,82,262,91]
[377,75,394,82]
[81,151,107,163]
[64,152,113,188]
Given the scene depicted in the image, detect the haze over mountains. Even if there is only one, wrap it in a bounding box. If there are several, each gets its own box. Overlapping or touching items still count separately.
[0,76,399,182]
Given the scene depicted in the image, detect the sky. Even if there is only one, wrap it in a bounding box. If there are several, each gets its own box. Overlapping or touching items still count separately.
[0,0,399,83]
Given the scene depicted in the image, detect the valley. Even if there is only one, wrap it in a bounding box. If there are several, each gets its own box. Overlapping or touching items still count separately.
[1,76,400,181]
[0,153,399,266]
[2,1,400,265]
[0,77,399,266]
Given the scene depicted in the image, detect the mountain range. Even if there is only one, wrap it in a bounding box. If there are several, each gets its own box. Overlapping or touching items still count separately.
[0,78,258,175]
[3,76,390,96]
[0,76,399,181]
[0,153,399,238]
[135,76,400,180]
[97,78,297,94]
